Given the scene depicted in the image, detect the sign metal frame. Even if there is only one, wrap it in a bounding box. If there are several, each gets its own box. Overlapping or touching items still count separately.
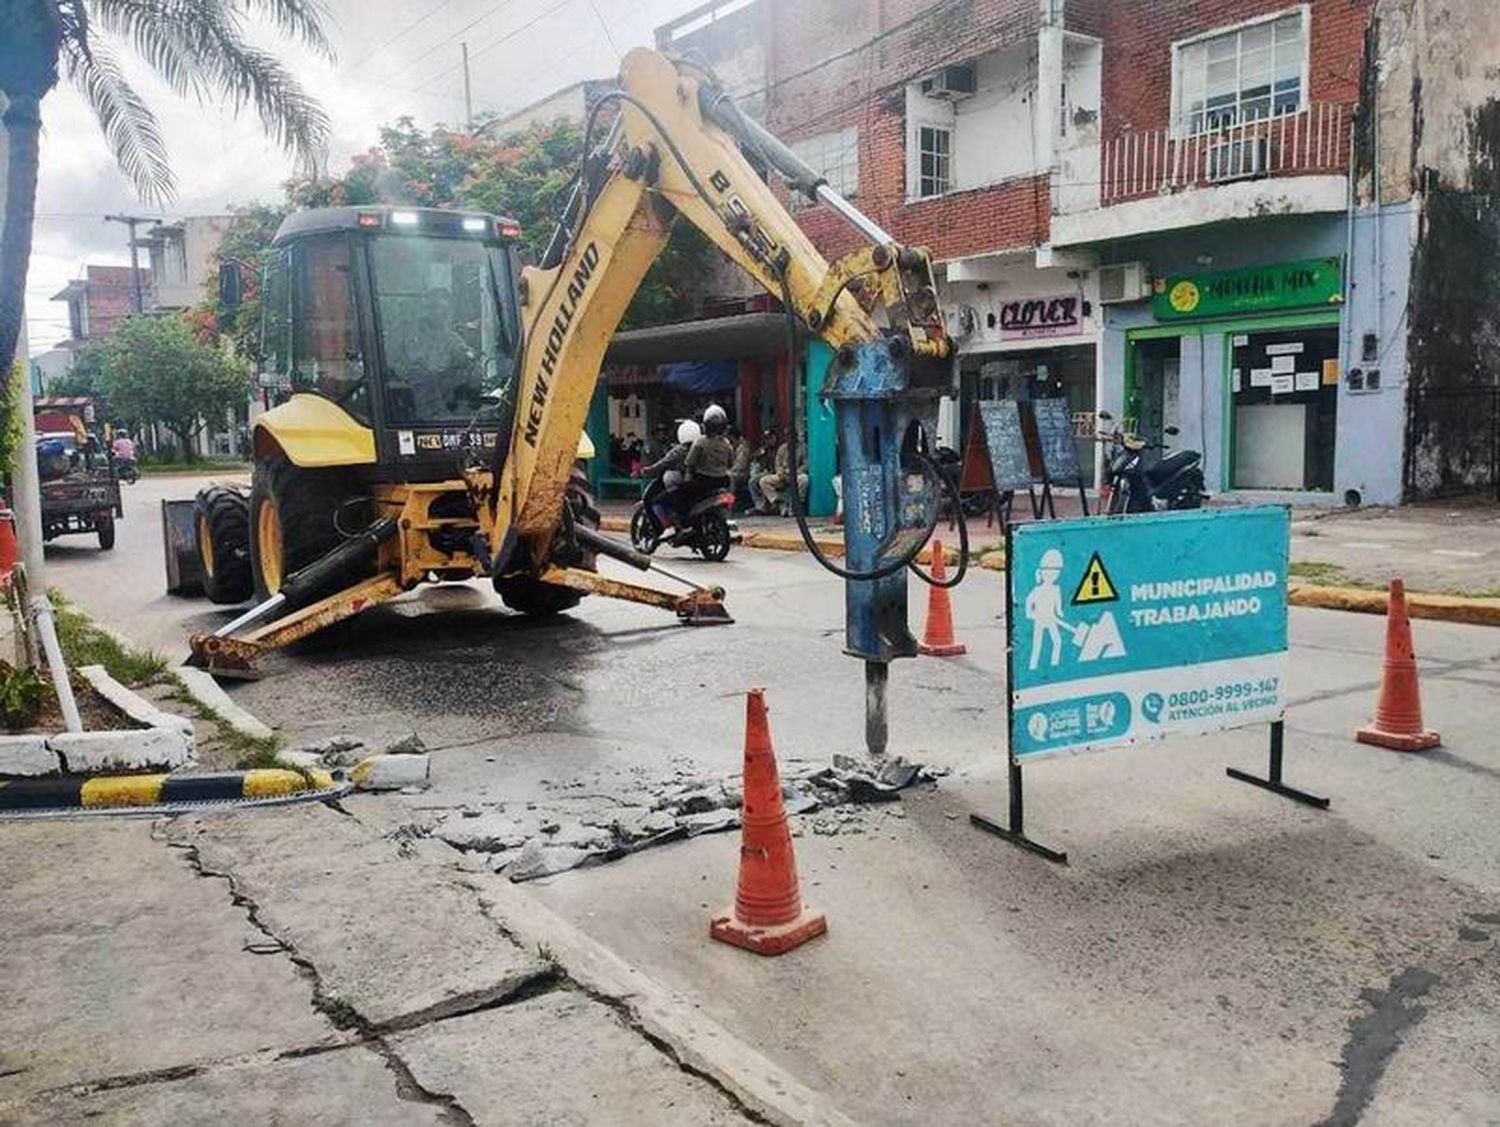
[971,509,1329,866]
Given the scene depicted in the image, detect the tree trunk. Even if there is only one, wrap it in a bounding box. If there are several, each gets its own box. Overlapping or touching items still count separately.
[0,92,42,399]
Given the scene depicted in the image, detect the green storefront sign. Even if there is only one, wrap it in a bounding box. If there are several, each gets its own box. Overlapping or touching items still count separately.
[1152,257,1344,321]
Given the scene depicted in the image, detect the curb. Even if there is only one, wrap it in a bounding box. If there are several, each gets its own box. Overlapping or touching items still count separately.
[1288,582,1500,627]
[455,867,861,1127]
[0,767,337,812]
[175,666,276,740]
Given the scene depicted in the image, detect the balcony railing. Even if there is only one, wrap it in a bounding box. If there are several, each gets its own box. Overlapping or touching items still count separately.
[1098,102,1351,207]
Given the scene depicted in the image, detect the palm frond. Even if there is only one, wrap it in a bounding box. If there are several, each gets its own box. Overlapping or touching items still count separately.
[61,39,175,202]
[234,0,336,61]
[87,0,212,100]
[192,34,330,172]
[84,0,332,173]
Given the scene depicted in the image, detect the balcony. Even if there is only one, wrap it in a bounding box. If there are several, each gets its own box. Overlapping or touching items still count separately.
[1050,102,1353,249]
[1101,102,1350,205]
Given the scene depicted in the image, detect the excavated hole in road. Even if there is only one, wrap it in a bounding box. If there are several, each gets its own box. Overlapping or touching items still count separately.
[395,753,946,882]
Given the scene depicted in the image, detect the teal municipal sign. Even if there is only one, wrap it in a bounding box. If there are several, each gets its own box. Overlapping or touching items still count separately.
[1008,507,1290,758]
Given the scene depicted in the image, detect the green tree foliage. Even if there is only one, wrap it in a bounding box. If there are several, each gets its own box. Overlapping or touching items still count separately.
[198,201,290,360]
[99,316,250,458]
[44,343,107,399]
[235,116,716,334]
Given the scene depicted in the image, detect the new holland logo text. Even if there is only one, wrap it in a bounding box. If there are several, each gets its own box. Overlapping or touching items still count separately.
[524,241,600,447]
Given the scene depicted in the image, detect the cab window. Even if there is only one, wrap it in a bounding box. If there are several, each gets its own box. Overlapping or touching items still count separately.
[291,236,368,421]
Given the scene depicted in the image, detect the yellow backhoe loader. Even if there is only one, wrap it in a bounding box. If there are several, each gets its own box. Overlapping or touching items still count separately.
[187,47,952,678]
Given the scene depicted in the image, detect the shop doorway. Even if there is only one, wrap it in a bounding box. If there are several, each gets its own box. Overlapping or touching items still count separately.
[959,344,1097,474]
[1230,327,1339,491]
[1128,337,1181,445]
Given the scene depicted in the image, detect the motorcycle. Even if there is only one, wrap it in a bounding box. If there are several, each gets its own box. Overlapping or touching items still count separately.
[629,476,737,561]
[1096,412,1208,515]
[115,457,139,485]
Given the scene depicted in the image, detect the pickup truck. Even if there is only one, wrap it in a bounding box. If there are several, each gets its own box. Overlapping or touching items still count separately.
[37,432,122,550]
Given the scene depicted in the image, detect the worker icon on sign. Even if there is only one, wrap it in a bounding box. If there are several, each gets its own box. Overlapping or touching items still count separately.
[1025,548,1073,670]
[1025,547,1128,671]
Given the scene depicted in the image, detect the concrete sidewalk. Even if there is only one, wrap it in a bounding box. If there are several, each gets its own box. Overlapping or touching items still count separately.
[0,804,811,1126]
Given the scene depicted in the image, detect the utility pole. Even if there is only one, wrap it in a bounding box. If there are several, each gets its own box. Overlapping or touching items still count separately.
[103,214,153,313]
[461,41,474,130]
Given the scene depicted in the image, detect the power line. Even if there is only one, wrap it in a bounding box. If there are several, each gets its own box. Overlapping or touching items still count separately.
[585,0,620,63]
[415,0,576,92]
[343,0,462,72]
[381,0,521,86]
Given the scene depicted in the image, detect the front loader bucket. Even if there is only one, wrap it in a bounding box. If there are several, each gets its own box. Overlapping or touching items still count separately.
[186,633,263,680]
[678,587,734,626]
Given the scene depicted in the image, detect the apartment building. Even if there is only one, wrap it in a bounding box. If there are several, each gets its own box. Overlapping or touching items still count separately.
[50,264,151,347]
[140,216,235,311]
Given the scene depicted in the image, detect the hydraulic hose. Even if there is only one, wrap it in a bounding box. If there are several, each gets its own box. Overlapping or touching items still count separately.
[775,268,969,587]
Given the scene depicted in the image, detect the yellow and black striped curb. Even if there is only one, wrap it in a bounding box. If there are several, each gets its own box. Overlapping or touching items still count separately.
[0,768,339,813]
[1289,582,1500,628]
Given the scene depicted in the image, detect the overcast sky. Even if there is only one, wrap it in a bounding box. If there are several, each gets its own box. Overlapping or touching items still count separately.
[25,0,704,352]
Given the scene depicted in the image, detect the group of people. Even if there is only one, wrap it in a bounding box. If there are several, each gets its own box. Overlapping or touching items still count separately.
[626,405,811,530]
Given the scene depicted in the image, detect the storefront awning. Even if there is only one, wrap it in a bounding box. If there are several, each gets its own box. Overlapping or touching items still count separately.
[605,312,786,365]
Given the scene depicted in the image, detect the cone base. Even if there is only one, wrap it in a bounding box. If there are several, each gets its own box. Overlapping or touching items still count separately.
[710,909,827,956]
[1355,726,1440,752]
[918,640,967,656]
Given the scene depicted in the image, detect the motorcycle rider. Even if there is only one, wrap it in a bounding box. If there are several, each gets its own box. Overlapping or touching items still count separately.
[635,419,701,532]
[677,404,734,529]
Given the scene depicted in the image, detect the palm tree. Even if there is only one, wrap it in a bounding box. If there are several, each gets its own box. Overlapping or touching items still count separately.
[0,0,333,389]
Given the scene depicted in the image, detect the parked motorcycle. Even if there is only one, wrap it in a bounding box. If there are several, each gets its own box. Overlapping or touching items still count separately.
[1096,412,1208,515]
[629,477,736,561]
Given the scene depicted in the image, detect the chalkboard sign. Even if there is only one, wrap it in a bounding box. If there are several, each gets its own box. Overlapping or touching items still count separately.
[961,401,1036,493]
[1030,398,1081,483]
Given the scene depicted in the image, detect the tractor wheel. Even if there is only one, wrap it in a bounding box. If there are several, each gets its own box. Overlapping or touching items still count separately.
[96,516,116,551]
[249,455,363,602]
[495,466,598,618]
[195,485,253,604]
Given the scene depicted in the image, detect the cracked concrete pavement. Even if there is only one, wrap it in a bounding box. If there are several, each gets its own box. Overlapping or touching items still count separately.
[0,805,782,1127]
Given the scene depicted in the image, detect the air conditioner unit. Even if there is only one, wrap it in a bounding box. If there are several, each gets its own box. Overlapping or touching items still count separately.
[1205,137,1270,183]
[921,63,977,101]
[1098,262,1150,304]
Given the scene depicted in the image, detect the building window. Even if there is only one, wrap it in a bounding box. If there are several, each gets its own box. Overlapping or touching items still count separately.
[789,126,860,203]
[1175,8,1307,134]
[916,124,952,198]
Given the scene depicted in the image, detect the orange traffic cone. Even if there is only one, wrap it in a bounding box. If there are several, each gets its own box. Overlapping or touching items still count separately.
[711,690,827,956]
[918,540,966,657]
[1355,579,1440,752]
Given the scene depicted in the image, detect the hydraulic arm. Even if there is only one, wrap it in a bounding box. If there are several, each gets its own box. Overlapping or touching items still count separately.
[483,48,961,754]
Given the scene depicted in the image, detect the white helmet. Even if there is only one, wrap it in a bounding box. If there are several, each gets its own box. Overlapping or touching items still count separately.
[676,419,702,444]
[702,404,727,426]
[1039,548,1064,572]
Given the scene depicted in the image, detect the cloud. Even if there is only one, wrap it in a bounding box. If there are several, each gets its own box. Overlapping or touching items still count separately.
[25,0,699,352]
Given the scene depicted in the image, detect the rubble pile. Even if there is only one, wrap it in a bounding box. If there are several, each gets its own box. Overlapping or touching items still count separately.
[425,753,944,882]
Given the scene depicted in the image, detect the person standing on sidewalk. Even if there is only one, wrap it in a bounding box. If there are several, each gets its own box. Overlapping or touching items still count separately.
[727,425,752,511]
[758,435,809,516]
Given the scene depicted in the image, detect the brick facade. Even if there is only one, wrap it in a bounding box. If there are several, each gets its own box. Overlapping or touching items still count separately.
[760,0,1049,262]
[1084,0,1370,141]
[82,266,148,341]
[727,0,1372,263]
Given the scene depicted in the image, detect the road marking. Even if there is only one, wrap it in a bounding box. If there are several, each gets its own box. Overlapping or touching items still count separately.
[1342,541,1392,550]
[1432,549,1485,558]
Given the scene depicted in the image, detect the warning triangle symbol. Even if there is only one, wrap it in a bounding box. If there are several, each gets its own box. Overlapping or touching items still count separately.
[1072,552,1119,605]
